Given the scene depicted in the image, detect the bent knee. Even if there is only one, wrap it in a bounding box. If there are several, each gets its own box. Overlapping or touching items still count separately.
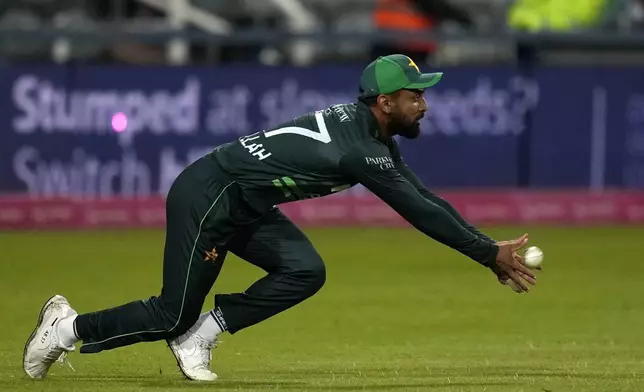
[308,258,326,290]
[292,256,326,295]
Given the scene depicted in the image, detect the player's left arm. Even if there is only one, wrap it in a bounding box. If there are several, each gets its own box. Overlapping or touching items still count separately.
[395,160,495,243]
[385,139,495,243]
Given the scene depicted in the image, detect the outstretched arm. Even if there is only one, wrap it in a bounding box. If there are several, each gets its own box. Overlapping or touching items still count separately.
[339,141,498,267]
[395,161,495,244]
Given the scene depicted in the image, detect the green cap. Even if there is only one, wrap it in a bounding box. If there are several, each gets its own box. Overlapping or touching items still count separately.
[359,54,443,98]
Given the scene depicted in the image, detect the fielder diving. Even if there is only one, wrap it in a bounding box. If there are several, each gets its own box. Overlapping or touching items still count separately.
[23,54,536,381]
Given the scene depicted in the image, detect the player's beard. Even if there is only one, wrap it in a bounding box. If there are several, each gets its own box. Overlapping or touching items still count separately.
[389,112,422,139]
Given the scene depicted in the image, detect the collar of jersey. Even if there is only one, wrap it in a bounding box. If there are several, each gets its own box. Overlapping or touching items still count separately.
[356,101,383,140]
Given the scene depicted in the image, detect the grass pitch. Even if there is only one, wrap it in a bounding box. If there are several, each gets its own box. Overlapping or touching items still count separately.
[1,226,644,391]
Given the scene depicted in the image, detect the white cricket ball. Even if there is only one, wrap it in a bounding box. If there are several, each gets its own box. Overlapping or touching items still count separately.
[524,246,544,268]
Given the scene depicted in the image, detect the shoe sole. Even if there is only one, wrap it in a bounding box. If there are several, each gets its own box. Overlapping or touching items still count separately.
[166,341,217,382]
[23,295,65,380]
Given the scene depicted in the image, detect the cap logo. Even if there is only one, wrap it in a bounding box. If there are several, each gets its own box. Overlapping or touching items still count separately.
[407,57,420,73]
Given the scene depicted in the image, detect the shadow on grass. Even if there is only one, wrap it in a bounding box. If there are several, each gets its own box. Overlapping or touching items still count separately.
[5,364,641,391]
[139,380,518,390]
[3,376,520,390]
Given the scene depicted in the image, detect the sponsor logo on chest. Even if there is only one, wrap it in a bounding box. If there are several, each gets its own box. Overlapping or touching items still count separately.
[365,156,395,170]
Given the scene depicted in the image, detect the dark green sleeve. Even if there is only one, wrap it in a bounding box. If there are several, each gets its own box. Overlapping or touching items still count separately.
[384,137,495,244]
[339,141,498,267]
[394,161,496,244]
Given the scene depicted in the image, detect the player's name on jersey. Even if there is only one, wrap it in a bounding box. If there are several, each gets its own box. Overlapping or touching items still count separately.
[240,133,272,161]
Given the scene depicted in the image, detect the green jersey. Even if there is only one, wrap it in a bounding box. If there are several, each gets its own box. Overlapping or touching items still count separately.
[211,101,498,266]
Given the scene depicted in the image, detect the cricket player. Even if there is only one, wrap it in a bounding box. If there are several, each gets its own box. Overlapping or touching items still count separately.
[23,54,536,382]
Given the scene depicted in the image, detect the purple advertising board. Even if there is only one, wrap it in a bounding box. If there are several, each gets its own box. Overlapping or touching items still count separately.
[0,64,643,198]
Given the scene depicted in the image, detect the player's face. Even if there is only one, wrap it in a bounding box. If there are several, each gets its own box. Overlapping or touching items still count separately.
[388,89,428,139]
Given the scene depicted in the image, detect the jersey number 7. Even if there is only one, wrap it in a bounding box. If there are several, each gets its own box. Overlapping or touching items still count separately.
[263,111,332,144]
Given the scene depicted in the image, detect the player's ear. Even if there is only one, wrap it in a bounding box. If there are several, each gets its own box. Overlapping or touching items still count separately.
[377,95,392,114]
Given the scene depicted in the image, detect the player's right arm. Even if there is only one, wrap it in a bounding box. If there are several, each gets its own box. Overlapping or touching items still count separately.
[338,140,499,267]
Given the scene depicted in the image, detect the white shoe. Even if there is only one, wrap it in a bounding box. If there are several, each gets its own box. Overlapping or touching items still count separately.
[168,329,219,381]
[23,295,77,380]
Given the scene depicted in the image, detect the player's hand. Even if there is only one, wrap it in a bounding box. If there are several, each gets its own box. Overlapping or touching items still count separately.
[491,233,536,293]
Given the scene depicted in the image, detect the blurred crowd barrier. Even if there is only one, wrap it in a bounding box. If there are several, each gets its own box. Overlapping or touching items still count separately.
[1,0,644,66]
[1,0,644,229]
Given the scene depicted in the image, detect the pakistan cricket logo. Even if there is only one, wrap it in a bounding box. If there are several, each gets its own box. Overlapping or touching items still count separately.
[204,247,218,262]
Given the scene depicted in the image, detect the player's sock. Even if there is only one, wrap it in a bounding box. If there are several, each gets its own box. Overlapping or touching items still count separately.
[210,307,228,334]
[57,314,80,347]
[193,308,227,342]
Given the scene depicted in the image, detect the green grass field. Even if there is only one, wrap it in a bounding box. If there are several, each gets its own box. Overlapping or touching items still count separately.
[1,226,644,391]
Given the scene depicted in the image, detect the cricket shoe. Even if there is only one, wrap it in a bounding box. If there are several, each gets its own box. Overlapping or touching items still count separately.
[23,295,77,380]
[168,328,219,381]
